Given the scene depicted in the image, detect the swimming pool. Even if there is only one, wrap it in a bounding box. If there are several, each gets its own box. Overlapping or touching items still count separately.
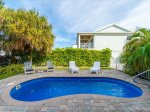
[10,77,143,101]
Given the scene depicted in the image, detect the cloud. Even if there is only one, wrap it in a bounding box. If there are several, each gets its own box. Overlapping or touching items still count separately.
[5,0,149,48]
[56,0,139,33]
[119,0,150,30]
[54,34,75,48]
[55,36,73,43]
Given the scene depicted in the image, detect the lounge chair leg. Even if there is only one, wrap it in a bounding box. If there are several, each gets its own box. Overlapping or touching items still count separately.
[96,71,98,75]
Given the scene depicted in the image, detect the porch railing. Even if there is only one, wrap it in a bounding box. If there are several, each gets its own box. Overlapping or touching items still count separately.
[80,43,93,48]
[133,69,150,88]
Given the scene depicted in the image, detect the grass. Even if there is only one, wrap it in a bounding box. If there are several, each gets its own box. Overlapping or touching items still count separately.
[33,66,112,70]
[0,65,112,80]
[0,72,23,80]
[56,66,113,70]
[0,64,24,80]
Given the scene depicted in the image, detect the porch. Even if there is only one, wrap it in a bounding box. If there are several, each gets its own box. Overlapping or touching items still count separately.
[77,34,94,49]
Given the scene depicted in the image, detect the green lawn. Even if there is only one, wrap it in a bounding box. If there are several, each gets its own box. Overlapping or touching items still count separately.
[33,66,112,70]
[56,66,112,70]
[0,64,24,80]
[0,65,112,80]
[0,72,23,80]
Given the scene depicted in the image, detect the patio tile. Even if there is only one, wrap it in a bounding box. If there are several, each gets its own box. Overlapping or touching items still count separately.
[0,70,149,112]
[48,107,60,112]
[78,106,92,111]
[28,106,42,111]
[41,107,49,111]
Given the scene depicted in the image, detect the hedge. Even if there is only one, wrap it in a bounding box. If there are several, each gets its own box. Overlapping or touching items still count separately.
[0,64,24,80]
[48,48,111,67]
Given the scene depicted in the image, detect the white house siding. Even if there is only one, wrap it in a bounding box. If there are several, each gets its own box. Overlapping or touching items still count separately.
[94,33,127,58]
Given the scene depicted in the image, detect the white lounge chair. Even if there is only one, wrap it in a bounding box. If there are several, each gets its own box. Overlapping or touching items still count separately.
[24,61,35,76]
[90,61,101,75]
[47,60,55,72]
[69,61,80,74]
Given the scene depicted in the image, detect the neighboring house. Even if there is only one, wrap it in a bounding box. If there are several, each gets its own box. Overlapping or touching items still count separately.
[75,24,133,58]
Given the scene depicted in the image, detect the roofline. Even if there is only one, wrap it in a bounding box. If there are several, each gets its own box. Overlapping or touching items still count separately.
[95,24,132,32]
[77,32,133,35]
[77,32,94,34]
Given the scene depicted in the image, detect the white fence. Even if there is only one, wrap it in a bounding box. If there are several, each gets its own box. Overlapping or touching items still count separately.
[110,58,124,71]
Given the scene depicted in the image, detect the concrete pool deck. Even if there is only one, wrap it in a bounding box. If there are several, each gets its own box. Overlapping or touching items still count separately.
[0,70,150,112]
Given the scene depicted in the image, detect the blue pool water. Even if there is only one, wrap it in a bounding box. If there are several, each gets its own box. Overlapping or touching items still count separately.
[10,77,143,101]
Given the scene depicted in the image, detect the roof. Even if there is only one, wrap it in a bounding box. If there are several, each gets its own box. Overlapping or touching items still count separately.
[77,24,133,34]
[95,24,132,32]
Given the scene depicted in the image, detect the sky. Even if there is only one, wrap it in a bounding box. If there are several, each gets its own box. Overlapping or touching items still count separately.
[4,0,150,48]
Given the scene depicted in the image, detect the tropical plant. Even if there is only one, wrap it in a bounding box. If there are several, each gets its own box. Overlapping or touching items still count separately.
[120,28,150,75]
[0,8,55,62]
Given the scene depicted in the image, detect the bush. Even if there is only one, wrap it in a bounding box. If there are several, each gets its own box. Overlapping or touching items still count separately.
[10,50,48,65]
[32,51,49,65]
[48,48,111,67]
[0,64,24,80]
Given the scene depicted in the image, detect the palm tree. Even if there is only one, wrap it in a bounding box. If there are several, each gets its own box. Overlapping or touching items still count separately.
[0,8,55,62]
[121,28,150,75]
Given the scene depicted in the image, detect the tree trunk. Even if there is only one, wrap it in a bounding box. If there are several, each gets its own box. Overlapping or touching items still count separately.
[29,48,32,62]
[11,49,15,64]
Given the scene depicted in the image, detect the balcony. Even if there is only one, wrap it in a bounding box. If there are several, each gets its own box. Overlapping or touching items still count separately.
[80,43,93,48]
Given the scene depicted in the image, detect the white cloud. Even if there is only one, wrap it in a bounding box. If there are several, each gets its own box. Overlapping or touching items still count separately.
[54,35,74,48]
[5,0,150,48]
[56,0,134,33]
[55,36,73,43]
[119,0,150,30]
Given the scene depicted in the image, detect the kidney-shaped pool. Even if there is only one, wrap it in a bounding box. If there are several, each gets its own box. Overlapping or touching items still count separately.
[10,77,143,101]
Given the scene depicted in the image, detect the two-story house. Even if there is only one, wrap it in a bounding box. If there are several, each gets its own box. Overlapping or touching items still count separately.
[75,24,133,58]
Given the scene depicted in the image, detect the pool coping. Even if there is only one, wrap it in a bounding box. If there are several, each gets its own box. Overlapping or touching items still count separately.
[1,73,150,106]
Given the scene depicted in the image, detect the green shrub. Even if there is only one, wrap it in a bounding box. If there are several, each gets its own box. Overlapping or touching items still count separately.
[48,48,111,67]
[11,50,48,65]
[0,64,24,80]
[32,51,48,65]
